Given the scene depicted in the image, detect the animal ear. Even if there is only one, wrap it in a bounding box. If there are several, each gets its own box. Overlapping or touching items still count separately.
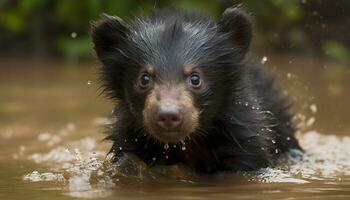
[218,6,252,60]
[91,14,129,59]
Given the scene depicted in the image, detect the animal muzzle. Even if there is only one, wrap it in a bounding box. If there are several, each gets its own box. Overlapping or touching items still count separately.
[143,84,199,143]
[156,105,183,130]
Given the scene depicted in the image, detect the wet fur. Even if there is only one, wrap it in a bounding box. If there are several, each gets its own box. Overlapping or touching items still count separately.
[92,7,301,173]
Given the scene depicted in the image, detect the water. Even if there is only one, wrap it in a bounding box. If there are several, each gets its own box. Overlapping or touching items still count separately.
[0,55,349,199]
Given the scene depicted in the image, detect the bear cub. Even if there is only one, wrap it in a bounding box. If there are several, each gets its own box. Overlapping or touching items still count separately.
[91,6,301,173]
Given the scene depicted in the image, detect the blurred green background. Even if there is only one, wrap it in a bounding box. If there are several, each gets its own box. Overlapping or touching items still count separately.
[1,0,350,63]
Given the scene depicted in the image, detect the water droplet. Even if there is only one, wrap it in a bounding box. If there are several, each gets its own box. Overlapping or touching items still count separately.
[71,32,77,38]
[275,149,279,154]
[271,140,276,144]
[181,146,186,151]
[173,144,177,148]
[152,157,156,161]
[261,56,268,64]
[165,155,169,159]
[245,102,249,106]
[286,137,291,141]
[164,144,169,150]
[87,80,92,85]
[306,117,315,127]
[135,138,138,142]
[261,147,265,151]
[119,147,123,150]
[310,104,317,113]
[144,145,147,148]
[124,139,127,143]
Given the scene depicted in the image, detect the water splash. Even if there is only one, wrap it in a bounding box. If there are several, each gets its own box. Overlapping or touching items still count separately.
[23,136,118,198]
[250,131,350,183]
[23,171,65,182]
[22,130,350,198]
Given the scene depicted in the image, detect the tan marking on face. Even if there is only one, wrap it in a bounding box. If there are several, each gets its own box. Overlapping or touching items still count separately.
[143,89,157,132]
[180,89,199,131]
[184,64,194,76]
[145,64,154,75]
[142,84,199,143]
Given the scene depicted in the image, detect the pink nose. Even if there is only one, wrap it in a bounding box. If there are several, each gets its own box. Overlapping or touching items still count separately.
[156,106,183,130]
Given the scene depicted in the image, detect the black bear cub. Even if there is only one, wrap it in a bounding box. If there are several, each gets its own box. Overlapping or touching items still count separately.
[91,6,301,173]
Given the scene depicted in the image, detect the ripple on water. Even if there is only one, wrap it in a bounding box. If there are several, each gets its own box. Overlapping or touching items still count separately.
[22,131,350,198]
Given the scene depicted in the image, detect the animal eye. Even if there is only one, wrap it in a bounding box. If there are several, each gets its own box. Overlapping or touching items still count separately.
[189,73,201,88]
[139,73,152,88]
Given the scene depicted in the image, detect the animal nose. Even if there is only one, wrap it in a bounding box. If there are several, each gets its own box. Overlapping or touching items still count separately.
[156,106,183,130]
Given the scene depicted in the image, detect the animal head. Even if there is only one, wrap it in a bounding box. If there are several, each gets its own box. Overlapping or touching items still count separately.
[92,7,252,143]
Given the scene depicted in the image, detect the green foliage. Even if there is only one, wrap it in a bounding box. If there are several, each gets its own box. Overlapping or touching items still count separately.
[0,0,153,60]
[0,0,45,32]
[0,9,26,32]
[172,0,221,15]
[57,35,91,61]
[323,41,350,62]
[0,0,348,64]
[19,0,45,12]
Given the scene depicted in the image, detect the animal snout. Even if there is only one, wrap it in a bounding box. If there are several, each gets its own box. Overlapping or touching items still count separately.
[156,106,183,130]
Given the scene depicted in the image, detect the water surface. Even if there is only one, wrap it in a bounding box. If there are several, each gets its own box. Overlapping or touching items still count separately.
[0,55,349,199]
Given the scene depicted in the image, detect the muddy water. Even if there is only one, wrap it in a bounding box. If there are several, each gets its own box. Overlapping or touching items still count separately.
[0,55,349,200]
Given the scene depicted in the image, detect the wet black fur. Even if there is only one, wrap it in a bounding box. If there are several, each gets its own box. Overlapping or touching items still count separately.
[91,7,301,173]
